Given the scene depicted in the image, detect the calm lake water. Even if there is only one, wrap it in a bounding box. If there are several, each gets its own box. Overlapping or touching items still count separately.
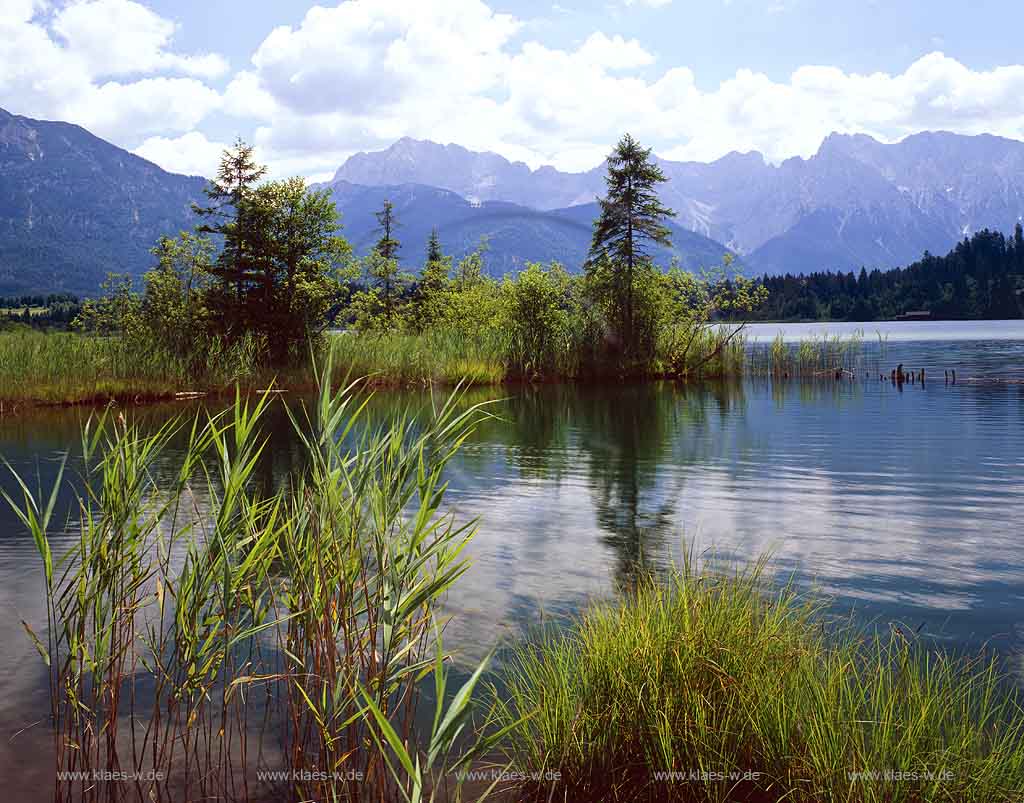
[2,319,1024,797]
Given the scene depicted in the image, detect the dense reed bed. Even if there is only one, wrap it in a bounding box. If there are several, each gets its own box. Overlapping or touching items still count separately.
[4,367,507,802]
[0,330,276,407]
[327,330,507,386]
[327,325,747,385]
[493,556,1024,802]
[1,325,748,409]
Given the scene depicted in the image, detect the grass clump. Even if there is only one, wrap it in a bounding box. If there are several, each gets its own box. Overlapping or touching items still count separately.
[494,556,1024,802]
[748,330,871,378]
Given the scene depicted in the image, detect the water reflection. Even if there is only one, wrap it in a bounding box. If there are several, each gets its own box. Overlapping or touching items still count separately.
[2,329,1024,787]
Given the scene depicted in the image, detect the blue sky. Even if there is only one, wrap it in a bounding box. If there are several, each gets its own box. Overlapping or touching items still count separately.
[3,0,1023,179]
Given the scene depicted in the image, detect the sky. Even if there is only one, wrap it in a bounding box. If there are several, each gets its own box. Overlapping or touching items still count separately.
[2,0,1024,181]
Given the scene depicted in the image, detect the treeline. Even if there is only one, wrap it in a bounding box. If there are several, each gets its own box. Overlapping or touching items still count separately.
[0,292,81,329]
[0,292,78,308]
[72,135,763,382]
[747,225,1024,321]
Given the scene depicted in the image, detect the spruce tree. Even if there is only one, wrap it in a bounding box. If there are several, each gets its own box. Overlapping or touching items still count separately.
[412,231,451,332]
[193,140,267,312]
[426,228,444,263]
[587,133,675,356]
[374,200,401,260]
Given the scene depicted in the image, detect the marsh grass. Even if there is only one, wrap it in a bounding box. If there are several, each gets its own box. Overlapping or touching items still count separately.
[0,329,510,408]
[327,330,508,386]
[748,330,873,378]
[4,364,507,802]
[328,325,748,386]
[2,324,754,410]
[0,330,273,406]
[493,555,1024,802]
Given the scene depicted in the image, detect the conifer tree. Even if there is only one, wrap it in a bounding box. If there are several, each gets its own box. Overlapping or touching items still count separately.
[426,227,444,264]
[193,139,267,312]
[374,200,401,260]
[587,133,675,357]
[411,230,451,332]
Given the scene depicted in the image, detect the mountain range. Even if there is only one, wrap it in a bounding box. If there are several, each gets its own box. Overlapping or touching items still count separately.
[3,105,1024,295]
[333,133,1024,276]
[314,179,734,278]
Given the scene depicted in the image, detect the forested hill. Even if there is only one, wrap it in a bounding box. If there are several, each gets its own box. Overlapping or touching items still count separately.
[0,107,206,296]
[746,225,1024,321]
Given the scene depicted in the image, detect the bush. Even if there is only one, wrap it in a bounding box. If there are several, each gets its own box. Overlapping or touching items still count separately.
[502,263,579,378]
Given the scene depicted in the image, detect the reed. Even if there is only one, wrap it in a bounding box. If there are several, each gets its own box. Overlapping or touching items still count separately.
[4,365,502,802]
[493,554,1024,802]
[1,322,753,411]
[0,330,272,405]
[327,329,508,386]
[748,329,872,377]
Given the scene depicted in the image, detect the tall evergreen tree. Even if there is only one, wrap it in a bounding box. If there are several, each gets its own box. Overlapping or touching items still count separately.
[587,133,675,355]
[407,229,450,332]
[193,140,267,312]
[374,200,401,260]
[192,143,350,356]
[426,228,444,263]
[1014,221,1024,273]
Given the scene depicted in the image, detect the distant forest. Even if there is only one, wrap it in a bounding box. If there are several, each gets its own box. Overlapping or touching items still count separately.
[0,292,80,329]
[744,224,1024,321]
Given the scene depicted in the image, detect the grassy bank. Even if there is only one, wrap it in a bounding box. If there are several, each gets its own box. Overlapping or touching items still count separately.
[0,325,749,409]
[493,557,1024,802]
[0,325,909,412]
[327,329,508,385]
[0,329,283,407]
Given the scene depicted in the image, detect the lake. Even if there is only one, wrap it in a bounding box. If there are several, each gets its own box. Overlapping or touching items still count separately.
[2,319,1024,798]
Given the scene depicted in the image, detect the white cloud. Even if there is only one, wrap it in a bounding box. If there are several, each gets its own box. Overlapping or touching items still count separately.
[218,0,1024,177]
[71,78,220,136]
[134,130,229,176]
[0,0,223,146]
[223,70,279,120]
[248,0,519,116]
[0,0,47,23]
[576,32,654,71]
[52,0,228,78]
[5,0,1024,183]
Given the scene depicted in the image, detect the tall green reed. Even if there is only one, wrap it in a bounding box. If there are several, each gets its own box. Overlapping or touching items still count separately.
[5,364,501,802]
[749,330,871,377]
